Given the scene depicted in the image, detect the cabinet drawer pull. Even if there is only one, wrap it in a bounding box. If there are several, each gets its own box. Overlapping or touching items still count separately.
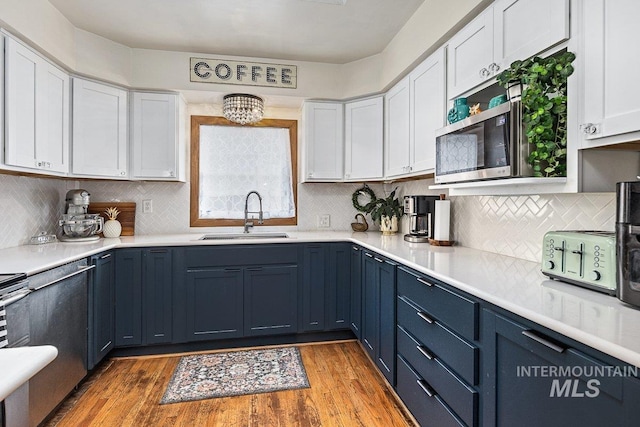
[100,253,112,259]
[149,249,168,254]
[416,277,433,287]
[374,257,384,263]
[416,345,434,360]
[417,379,435,397]
[365,253,374,258]
[246,267,263,271]
[417,311,434,324]
[224,268,241,272]
[522,330,565,353]
[352,246,359,251]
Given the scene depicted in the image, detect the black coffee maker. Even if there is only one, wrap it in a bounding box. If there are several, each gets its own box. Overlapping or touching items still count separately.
[403,195,439,243]
[616,181,640,308]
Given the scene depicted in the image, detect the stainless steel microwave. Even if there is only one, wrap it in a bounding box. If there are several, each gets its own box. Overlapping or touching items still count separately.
[434,101,533,184]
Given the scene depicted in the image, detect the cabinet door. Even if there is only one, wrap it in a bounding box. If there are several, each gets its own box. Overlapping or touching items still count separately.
[377,257,396,385]
[143,249,173,344]
[4,36,69,174]
[72,78,128,178]
[131,92,180,180]
[302,244,326,331]
[384,77,411,178]
[581,0,640,142]
[344,97,383,180]
[361,252,379,361]
[349,245,363,338]
[326,243,351,330]
[244,265,298,336]
[482,310,630,427]
[410,47,446,174]
[114,249,143,347]
[447,7,494,99]
[89,252,115,369]
[493,0,569,71]
[185,268,243,341]
[304,102,344,181]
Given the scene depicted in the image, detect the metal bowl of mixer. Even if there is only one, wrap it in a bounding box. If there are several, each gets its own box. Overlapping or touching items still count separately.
[59,214,104,238]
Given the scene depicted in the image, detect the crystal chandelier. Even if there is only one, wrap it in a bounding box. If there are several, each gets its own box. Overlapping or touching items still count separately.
[223,94,264,125]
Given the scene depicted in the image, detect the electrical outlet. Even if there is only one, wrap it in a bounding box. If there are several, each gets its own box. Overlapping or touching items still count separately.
[142,199,153,213]
[317,214,331,228]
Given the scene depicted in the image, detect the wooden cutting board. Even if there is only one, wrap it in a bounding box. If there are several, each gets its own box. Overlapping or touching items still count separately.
[88,202,136,236]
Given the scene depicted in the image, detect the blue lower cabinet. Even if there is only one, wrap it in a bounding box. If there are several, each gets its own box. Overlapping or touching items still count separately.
[482,309,640,427]
[244,265,298,336]
[361,251,396,386]
[302,244,326,331]
[396,355,465,427]
[114,249,143,347]
[184,268,244,341]
[143,249,173,344]
[88,252,115,369]
[349,245,362,338]
[326,243,351,330]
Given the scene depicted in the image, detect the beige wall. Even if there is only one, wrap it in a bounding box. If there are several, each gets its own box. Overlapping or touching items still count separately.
[0,0,490,103]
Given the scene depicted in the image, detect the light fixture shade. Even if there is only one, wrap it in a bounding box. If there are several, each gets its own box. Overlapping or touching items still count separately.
[223,94,264,125]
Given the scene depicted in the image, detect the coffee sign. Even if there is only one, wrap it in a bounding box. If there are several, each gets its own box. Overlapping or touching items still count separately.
[190,58,297,89]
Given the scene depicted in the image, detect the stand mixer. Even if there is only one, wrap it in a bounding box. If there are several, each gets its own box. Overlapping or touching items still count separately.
[59,189,103,242]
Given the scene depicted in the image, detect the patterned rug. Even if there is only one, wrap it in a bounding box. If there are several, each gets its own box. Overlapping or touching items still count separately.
[160,347,310,404]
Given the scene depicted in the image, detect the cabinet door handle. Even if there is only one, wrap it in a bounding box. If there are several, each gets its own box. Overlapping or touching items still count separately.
[479,67,491,78]
[522,330,565,353]
[580,123,599,135]
[416,277,433,287]
[488,62,500,73]
[374,257,384,263]
[416,345,434,360]
[416,379,435,397]
[246,267,263,271]
[100,253,112,259]
[352,246,359,251]
[417,311,434,324]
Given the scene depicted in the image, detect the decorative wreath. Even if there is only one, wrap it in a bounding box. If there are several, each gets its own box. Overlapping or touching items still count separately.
[352,185,377,213]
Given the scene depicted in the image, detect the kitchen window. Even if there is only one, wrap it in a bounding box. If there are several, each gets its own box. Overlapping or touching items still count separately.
[190,116,297,227]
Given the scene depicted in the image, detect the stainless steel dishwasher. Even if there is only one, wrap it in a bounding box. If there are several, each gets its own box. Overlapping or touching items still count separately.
[27,259,94,427]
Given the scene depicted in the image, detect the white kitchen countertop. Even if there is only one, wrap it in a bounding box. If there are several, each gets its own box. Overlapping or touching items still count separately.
[1,231,640,368]
[0,345,57,401]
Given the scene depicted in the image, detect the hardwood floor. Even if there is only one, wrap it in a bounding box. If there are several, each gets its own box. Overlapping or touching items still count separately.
[46,341,416,426]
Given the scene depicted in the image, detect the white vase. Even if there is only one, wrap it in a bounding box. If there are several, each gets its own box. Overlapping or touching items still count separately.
[103,219,122,238]
[380,215,398,235]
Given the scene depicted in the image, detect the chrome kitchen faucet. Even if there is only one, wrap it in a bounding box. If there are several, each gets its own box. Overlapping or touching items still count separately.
[244,191,264,233]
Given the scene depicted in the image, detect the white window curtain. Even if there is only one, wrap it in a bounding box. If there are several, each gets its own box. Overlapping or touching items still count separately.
[198,125,295,219]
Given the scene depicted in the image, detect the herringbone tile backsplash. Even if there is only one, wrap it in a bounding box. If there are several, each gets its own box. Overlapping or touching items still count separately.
[0,175,617,263]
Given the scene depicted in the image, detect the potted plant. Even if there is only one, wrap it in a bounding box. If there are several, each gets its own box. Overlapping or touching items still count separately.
[369,188,404,235]
[496,51,576,177]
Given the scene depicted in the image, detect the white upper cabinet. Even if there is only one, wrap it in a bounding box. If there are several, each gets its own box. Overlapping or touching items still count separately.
[410,47,446,174]
[71,78,128,178]
[447,0,569,99]
[131,91,185,181]
[493,0,569,70]
[580,0,640,146]
[303,101,344,181]
[344,96,383,181]
[4,35,70,174]
[447,8,495,100]
[384,77,411,178]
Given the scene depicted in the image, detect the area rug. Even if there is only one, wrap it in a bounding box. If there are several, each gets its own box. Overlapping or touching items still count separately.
[160,347,310,404]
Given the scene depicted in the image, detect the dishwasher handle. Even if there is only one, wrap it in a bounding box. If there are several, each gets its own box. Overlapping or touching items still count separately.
[31,265,95,291]
[1,288,31,306]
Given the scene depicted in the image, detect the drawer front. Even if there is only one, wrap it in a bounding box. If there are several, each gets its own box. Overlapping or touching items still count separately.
[398,326,477,427]
[398,267,478,340]
[396,355,466,427]
[184,244,299,268]
[398,295,478,385]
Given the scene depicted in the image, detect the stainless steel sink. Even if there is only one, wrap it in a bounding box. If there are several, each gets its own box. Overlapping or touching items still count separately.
[199,232,289,240]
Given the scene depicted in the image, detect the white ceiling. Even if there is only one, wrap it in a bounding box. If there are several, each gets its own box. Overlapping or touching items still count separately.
[48,0,425,64]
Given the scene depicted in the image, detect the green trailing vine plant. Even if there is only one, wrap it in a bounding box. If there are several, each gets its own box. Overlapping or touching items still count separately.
[496,51,576,177]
